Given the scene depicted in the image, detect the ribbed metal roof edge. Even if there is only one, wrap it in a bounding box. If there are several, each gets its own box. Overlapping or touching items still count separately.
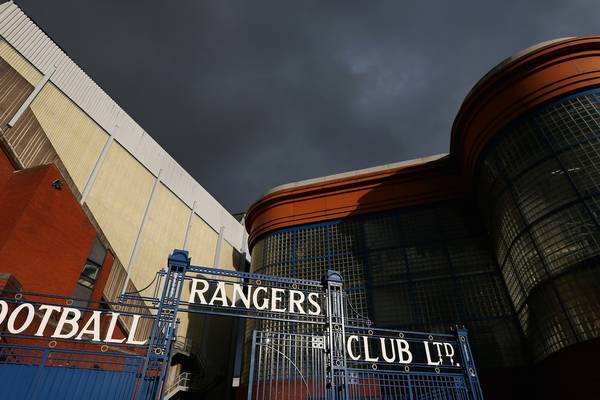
[0,1,248,257]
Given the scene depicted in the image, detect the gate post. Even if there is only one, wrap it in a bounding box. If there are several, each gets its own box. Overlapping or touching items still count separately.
[453,325,485,400]
[141,249,190,400]
[323,270,348,400]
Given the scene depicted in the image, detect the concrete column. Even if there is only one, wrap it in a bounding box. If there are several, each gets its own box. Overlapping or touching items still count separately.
[213,225,225,267]
[8,65,56,127]
[182,201,197,250]
[121,169,163,295]
[79,123,118,204]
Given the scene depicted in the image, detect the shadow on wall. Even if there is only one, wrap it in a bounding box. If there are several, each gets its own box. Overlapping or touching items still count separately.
[352,167,600,400]
[184,313,235,400]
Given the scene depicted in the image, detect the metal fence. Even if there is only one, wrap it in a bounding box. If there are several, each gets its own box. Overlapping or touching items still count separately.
[0,288,163,400]
[246,327,482,400]
[346,370,471,400]
[247,331,328,400]
[0,343,146,399]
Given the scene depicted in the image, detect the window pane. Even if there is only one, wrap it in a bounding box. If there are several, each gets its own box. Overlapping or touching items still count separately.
[81,262,100,281]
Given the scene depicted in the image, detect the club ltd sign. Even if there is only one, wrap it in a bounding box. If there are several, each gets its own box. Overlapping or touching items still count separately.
[346,334,458,367]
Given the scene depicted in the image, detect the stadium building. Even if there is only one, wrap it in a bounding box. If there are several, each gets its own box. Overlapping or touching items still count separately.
[0,1,598,398]
[0,2,247,398]
[245,37,600,398]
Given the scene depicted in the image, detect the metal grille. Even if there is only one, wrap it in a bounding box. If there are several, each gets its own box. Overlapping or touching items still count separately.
[247,327,482,400]
[247,331,328,399]
[254,221,369,323]
[0,249,486,399]
[346,371,469,400]
[0,344,145,400]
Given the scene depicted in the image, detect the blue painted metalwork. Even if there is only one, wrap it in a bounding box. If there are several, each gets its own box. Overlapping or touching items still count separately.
[137,249,191,399]
[323,270,349,399]
[245,268,485,400]
[147,260,327,326]
[0,289,155,399]
[0,249,486,399]
[0,344,145,399]
[246,327,483,399]
[454,326,485,400]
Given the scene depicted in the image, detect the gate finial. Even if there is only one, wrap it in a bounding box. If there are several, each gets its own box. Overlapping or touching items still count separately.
[322,269,343,285]
[169,249,191,271]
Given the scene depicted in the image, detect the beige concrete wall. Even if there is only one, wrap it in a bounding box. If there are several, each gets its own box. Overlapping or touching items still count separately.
[132,184,190,288]
[0,39,41,85]
[176,217,211,338]
[85,142,155,269]
[186,215,241,270]
[187,214,219,267]
[219,240,239,270]
[30,83,107,191]
[0,40,244,281]
[0,18,247,394]
[0,40,245,356]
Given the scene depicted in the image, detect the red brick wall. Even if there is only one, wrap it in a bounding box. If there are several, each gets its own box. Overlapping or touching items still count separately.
[0,144,15,188]
[0,149,98,297]
[0,146,136,350]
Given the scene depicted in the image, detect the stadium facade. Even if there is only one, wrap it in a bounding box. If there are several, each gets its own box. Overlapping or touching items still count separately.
[245,37,600,398]
[0,0,599,398]
[0,2,247,398]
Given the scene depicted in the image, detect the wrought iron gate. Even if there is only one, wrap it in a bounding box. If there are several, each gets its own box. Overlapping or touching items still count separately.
[0,249,484,399]
[245,269,483,400]
[246,329,479,400]
[247,331,328,399]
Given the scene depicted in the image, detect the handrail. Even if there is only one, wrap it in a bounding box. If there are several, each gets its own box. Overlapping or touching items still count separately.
[165,371,203,398]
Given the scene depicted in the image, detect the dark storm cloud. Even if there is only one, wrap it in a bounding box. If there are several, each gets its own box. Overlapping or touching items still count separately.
[15,0,600,212]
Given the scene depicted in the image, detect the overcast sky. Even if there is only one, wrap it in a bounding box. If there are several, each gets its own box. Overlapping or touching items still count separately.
[15,0,600,213]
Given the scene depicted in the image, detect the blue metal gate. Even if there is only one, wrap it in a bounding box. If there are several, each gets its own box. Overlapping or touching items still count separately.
[239,261,484,399]
[0,250,485,399]
[246,330,478,400]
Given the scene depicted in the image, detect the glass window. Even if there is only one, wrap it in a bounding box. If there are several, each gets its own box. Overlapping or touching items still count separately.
[251,202,522,368]
[476,88,600,360]
[73,238,106,305]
